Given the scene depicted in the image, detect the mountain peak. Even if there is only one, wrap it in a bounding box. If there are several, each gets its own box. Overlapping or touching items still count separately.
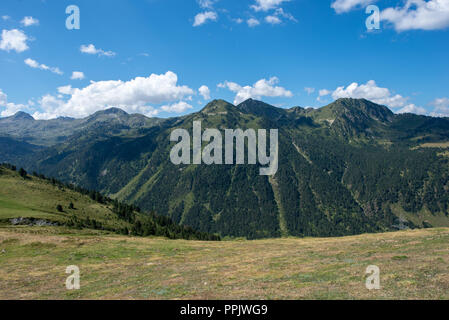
[324,98,394,122]
[11,111,34,121]
[200,99,235,113]
[90,108,129,118]
[236,98,285,118]
[237,98,265,107]
[101,107,128,115]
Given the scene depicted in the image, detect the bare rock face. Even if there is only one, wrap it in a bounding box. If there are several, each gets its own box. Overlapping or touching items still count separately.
[10,217,58,226]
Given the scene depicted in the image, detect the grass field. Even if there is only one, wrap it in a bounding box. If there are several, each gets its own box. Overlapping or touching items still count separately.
[0,226,448,300]
[1,166,448,300]
[0,167,130,230]
[411,141,449,150]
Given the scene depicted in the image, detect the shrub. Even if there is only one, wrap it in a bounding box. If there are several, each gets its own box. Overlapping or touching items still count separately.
[19,168,27,178]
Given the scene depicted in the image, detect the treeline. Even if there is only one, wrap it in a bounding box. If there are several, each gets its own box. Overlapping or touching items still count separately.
[0,163,220,241]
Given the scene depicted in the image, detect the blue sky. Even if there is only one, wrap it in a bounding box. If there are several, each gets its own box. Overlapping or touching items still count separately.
[0,0,448,119]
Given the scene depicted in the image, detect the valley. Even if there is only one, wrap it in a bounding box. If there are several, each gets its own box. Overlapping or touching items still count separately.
[1,98,449,300]
[1,98,449,239]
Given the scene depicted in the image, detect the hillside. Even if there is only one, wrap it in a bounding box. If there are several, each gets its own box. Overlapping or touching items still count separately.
[0,166,219,241]
[2,98,449,239]
[0,225,448,299]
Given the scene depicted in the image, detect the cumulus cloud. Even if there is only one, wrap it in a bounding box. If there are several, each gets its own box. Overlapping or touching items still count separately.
[193,11,218,26]
[199,85,211,100]
[24,58,63,75]
[331,80,409,108]
[317,89,331,102]
[21,16,39,27]
[0,88,30,117]
[332,0,449,31]
[328,80,432,115]
[198,0,217,9]
[430,97,449,117]
[33,71,194,119]
[218,76,293,105]
[251,0,291,12]
[160,101,193,113]
[0,29,29,53]
[32,95,66,119]
[2,16,10,21]
[80,44,116,57]
[71,71,85,80]
[57,85,75,95]
[0,90,6,106]
[397,104,427,115]
[381,0,449,32]
[271,8,297,22]
[331,0,376,14]
[251,1,296,24]
[265,15,282,24]
[247,18,261,27]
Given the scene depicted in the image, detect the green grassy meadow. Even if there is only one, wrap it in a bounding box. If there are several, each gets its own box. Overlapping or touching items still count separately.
[0,167,130,230]
[0,226,448,299]
[1,166,448,300]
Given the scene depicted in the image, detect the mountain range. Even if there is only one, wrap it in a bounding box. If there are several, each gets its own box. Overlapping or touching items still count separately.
[2,98,449,239]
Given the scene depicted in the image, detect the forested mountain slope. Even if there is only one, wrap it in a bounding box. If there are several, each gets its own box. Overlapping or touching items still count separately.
[2,98,449,239]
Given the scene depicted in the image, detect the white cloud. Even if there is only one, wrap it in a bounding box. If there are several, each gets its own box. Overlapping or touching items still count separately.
[193,11,218,26]
[80,44,116,57]
[218,76,293,105]
[0,88,30,117]
[397,104,427,115]
[317,89,331,102]
[331,0,376,14]
[332,0,449,31]
[21,16,39,27]
[381,0,449,32]
[272,8,297,22]
[1,103,28,117]
[34,71,194,119]
[160,101,193,113]
[24,58,63,75]
[198,0,217,9]
[304,87,315,95]
[0,29,29,53]
[32,95,66,119]
[199,85,211,100]
[431,97,449,109]
[2,16,11,21]
[331,80,409,108]
[265,15,282,24]
[58,85,75,95]
[71,71,85,80]
[250,1,296,25]
[0,89,6,106]
[329,80,431,115]
[430,97,449,117]
[247,18,261,27]
[251,0,290,12]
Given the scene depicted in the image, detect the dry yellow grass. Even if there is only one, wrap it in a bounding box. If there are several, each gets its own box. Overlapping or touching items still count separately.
[412,141,449,149]
[0,226,448,300]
